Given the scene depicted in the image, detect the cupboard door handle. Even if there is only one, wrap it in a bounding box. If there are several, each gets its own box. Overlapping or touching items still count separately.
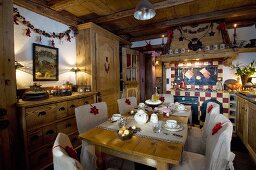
[38,111,46,116]
[31,135,39,141]
[66,123,71,128]
[59,107,66,111]
[70,104,76,108]
[46,130,55,135]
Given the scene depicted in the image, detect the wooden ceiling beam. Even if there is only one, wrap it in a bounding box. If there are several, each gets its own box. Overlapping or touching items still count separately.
[116,5,256,35]
[50,0,77,11]
[85,0,195,24]
[13,0,84,26]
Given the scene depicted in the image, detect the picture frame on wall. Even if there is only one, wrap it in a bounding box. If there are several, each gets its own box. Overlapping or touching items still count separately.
[33,43,59,81]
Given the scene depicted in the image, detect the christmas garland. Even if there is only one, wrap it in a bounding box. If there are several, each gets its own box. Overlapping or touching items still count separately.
[13,7,78,43]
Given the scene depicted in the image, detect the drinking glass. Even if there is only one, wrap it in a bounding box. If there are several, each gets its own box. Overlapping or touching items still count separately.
[118,116,127,128]
[153,122,161,133]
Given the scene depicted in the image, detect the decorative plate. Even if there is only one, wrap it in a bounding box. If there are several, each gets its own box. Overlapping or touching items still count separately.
[162,123,184,132]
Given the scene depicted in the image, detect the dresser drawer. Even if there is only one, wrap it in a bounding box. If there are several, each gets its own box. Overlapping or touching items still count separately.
[67,99,84,116]
[57,118,77,134]
[26,104,56,130]
[82,96,94,105]
[69,132,81,149]
[43,124,57,144]
[29,144,52,170]
[27,130,43,152]
[56,102,68,119]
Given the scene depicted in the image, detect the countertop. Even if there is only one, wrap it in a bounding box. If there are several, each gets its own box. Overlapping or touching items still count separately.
[237,92,256,105]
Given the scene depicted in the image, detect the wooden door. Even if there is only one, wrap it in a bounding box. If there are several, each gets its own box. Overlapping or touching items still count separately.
[236,96,244,139]
[122,48,140,101]
[95,32,119,115]
[0,0,18,169]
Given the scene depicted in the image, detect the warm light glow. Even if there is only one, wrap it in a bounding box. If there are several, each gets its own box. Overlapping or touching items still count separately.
[195,58,200,61]
[161,34,165,38]
[234,24,237,28]
[155,60,160,66]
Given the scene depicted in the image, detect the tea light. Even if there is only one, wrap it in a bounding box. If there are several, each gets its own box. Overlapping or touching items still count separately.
[130,110,134,114]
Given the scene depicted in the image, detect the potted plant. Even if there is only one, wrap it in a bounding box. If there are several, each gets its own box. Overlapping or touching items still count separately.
[232,61,256,85]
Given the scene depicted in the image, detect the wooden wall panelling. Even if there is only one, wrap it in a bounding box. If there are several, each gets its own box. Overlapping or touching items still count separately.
[0,0,19,170]
[247,101,256,163]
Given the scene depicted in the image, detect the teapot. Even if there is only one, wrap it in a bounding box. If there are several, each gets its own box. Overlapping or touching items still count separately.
[134,109,148,124]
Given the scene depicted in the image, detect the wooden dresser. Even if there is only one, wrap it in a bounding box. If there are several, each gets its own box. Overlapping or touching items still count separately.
[16,92,97,170]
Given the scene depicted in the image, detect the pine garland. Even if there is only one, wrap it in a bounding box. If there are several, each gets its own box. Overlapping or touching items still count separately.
[13,7,78,42]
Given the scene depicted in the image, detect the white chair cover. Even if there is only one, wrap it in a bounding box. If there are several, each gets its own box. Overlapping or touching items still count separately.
[171,115,235,170]
[53,133,84,170]
[160,94,174,104]
[205,114,235,170]
[186,106,220,154]
[75,102,108,170]
[117,97,137,115]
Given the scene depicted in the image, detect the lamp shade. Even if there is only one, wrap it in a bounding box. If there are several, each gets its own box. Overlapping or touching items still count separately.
[70,67,81,72]
[134,0,156,20]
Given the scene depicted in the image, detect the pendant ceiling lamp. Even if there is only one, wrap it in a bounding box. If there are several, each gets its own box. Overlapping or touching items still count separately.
[134,0,156,20]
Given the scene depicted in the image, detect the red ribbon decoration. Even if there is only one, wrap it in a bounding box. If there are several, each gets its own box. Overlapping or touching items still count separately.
[90,105,99,115]
[125,98,131,105]
[212,122,223,135]
[160,96,165,102]
[207,105,214,113]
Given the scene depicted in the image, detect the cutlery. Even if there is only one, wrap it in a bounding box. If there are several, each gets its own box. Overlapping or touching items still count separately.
[163,132,183,138]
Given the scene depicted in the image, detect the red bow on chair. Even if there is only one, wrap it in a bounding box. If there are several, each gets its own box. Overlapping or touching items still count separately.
[212,122,223,135]
[207,105,214,113]
[125,98,131,105]
[90,105,99,115]
[160,96,165,102]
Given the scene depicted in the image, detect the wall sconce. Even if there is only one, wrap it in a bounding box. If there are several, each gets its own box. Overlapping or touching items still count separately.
[15,61,24,69]
[70,67,81,86]
[155,60,160,66]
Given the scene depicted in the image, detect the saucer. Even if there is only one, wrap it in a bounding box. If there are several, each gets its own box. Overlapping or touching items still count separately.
[163,123,184,132]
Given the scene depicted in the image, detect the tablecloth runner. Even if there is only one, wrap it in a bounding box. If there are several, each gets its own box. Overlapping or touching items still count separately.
[97,117,187,144]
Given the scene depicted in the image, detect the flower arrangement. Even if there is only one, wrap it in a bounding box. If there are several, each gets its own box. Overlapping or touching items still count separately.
[232,61,256,85]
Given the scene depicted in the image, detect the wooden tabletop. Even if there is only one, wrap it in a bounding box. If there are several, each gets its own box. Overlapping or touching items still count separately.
[79,127,184,170]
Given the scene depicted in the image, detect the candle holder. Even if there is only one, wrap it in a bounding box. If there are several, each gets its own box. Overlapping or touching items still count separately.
[233,24,238,48]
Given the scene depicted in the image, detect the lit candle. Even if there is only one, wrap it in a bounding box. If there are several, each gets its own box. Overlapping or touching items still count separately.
[234,24,237,35]
[130,110,134,114]
[161,34,165,45]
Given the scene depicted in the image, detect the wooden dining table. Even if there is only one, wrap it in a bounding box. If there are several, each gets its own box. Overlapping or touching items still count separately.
[79,108,191,170]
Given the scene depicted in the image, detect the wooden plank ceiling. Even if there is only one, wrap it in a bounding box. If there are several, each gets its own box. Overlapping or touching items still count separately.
[14,0,256,42]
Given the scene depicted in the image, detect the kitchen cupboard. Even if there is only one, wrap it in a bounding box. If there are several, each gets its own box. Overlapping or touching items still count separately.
[236,94,256,163]
[76,22,124,115]
[16,92,96,170]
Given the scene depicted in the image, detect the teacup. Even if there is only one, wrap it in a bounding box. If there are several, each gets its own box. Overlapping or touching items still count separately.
[220,44,225,49]
[205,45,210,51]
[169,49,173,54]
[111,114,121,121]
[166,120,177,128]
[138,102,145,108]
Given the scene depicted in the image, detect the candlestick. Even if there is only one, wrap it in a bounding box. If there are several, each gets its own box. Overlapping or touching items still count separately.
[233,24,237,46]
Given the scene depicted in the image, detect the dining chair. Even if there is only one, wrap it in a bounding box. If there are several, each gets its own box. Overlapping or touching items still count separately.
[117,96,137,115]
[171,115,235,170]
[75,102,135,170]
[159,94,174,105]
[52,133,84,170]
[185,104,220,154]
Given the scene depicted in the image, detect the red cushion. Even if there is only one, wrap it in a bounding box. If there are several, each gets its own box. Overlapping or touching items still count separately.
[65,146,79,161]
[207,104,214,113]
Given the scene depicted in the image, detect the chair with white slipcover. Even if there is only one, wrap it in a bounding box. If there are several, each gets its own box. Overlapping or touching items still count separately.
[117,97,137,115]
[185,104,220,154]
[75,102,135,170]
[159,94,174,105]
[52,133,84,170]
[171,114,235,170]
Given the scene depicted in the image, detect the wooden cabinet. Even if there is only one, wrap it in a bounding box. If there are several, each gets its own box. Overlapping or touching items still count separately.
[76,22,123,115]
[236,94,256,163]
[247,101,256,162]
[236,95,247,141]
[17,92,96,170]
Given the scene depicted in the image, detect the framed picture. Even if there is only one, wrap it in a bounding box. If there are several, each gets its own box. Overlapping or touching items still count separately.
[33,43,59,81]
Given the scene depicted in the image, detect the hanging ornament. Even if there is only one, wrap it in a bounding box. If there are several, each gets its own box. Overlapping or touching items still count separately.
[178,28,184,41]
[50,39,55,47]
[188,38,202,51]
[26,28,31,37]
[104,57,110,73]
[36,35,42,43]
[145,40,152,51]
[66,33,71,42]
[209,22,215,36]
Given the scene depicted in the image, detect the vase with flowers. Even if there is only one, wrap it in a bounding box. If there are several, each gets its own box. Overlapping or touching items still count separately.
[232,61,256,86]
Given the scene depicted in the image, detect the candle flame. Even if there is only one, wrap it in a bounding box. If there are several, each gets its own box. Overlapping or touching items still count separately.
[234,24,237,28]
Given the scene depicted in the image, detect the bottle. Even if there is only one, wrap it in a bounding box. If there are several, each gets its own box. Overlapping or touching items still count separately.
[216,79,223,91]
[152,87,160,101]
